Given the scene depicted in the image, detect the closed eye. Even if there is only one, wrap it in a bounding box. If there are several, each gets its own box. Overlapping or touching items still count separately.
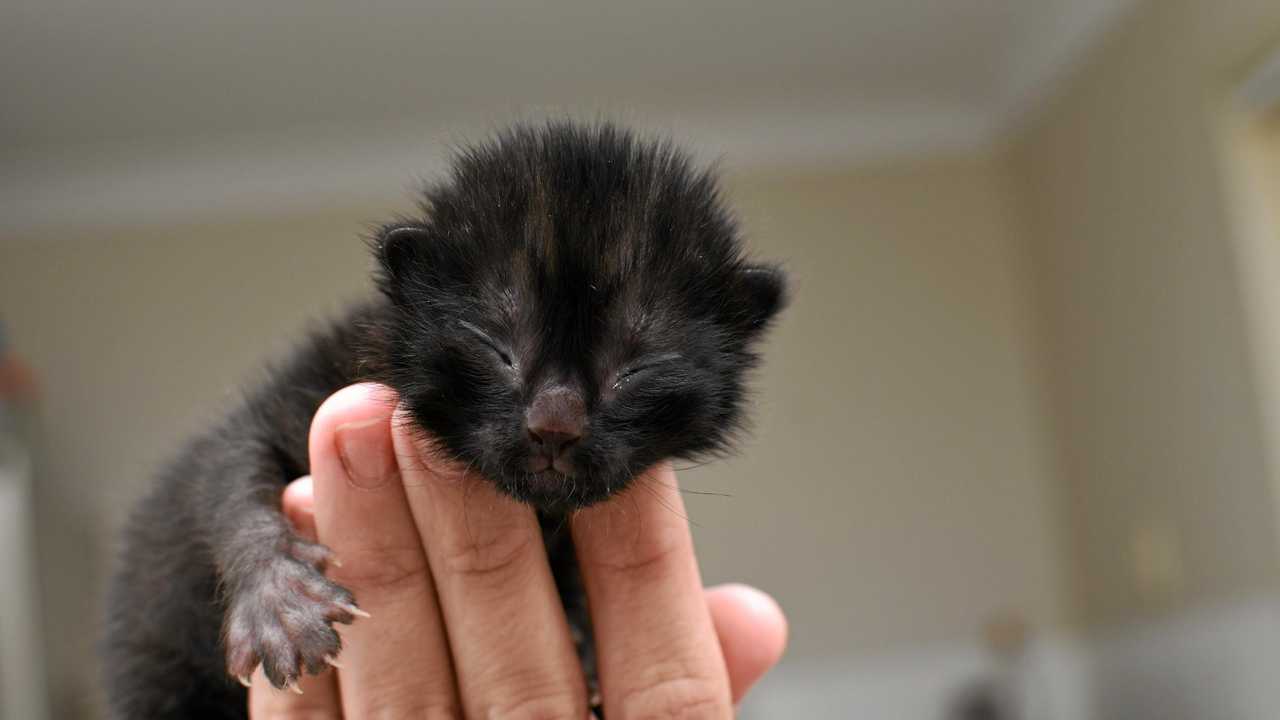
[613,352,683,390]
[458,320,514,368]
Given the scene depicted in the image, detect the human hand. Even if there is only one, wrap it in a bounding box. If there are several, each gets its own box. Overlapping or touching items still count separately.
[249,382,786,718]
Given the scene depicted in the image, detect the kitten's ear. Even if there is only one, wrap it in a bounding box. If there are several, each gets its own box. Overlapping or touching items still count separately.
[374,225,429,280]
[733,263,788,333]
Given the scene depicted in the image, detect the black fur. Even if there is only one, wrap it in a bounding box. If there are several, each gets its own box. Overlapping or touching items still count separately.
[103,121,786,718]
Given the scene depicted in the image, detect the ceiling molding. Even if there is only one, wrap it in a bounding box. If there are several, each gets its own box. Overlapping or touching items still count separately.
[0,1,1137,237]
[1238,43,1280,111]
[0,100,995,237]
[992,0,1142,136]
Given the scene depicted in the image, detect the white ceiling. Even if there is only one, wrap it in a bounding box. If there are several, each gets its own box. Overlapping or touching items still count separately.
[0,0,1136,234]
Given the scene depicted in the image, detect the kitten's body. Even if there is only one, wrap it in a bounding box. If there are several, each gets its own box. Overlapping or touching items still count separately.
[104,123,785,719]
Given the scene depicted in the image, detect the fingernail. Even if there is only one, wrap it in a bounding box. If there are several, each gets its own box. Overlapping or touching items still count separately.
[336,416,396,489]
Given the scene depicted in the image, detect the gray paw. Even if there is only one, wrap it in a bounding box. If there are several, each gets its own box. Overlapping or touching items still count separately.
[223,537,366,690]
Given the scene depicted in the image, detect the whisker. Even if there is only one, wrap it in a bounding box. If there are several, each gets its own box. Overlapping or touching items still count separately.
[642,475,732,498]
[637,478,697,526]
[392,450,428,474]
[672,459,717,472]
[677,488,732,497]
[549,510,569,537]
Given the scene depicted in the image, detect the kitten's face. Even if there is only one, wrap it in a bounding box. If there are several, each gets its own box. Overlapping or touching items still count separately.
[374,125,785,510]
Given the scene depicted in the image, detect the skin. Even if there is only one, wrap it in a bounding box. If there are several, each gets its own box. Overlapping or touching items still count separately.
[247,383,788,718]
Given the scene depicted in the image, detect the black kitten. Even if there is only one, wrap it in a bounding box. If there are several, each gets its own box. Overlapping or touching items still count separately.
[103,121,786,719]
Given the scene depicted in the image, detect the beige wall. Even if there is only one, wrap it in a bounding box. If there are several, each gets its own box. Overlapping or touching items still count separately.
[0,155,1064,711]
[1223,107,1280,589]
[0,212,387,716]
[707,159,1065,655]
[1007,0,1280,627]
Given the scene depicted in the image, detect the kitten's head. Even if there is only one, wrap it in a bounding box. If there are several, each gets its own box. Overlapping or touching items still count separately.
[372,122,786,510]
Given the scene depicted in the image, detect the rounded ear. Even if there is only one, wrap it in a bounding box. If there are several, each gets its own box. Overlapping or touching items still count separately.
[735,263,788,332]
[375,224,430,280]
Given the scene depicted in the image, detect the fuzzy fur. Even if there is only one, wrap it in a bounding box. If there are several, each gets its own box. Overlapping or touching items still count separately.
[103,121,786,718]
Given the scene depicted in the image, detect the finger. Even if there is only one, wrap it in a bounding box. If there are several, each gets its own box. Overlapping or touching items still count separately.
[285,470,789,705]
[247,662,340,719]
[283,474,785,705]
[393,409,588,718]
[308,383,461,717]
[282,476,317,541]
[705,584,788,703]
[573,464,733,719]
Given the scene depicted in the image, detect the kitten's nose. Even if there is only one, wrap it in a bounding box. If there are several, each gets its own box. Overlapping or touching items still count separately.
[528,427,580,458]
[526,385,586,468]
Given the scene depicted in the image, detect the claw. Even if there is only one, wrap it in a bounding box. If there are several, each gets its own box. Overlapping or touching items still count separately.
[324,654,344,669]
[336,601,371,619]
[238,674,253,688]
[286,680,304,695]
[329,556,344,568]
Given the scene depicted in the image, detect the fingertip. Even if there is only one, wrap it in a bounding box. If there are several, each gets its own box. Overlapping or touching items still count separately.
[308,383,399,458]
[706,583,788,703]
[283,475,314,510]
[307,384,401,497]
[282,476,317,540]
[713,583,789,647]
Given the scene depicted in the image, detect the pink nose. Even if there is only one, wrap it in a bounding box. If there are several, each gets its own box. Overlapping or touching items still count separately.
[527,427,581,459]
[526,385,586,464]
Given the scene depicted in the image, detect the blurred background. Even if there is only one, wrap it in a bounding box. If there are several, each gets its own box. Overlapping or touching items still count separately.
[3,0,1280,717]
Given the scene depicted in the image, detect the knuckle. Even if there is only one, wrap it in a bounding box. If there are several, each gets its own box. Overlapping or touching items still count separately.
[420,707,465,720]
[486,688,585,720]
[582,524,683,579]
[262,709,342,720]
[437,525,536,581]
[361,701,463,720]
[328,543,430,594]
[615,671,728,720]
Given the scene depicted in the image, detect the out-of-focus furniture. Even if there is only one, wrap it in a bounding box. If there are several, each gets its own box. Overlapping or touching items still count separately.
[0,396,49,720]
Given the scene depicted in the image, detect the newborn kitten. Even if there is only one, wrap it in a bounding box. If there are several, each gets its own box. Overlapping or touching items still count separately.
[103,121,787,719]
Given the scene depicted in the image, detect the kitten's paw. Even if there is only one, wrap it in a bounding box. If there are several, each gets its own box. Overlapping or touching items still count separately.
[285,535,341,570]
[224,543,365,689]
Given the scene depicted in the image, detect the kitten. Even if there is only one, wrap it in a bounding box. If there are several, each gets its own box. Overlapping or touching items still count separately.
[102,121,787,719]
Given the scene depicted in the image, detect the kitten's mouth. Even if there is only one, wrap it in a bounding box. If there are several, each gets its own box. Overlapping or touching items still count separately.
[527,454,576,476]
[502,465,615,511]
[526,468,572,492]
[512,469,575,510]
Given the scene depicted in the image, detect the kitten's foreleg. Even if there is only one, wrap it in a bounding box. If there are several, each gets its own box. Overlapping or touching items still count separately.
[196,438,363,690]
